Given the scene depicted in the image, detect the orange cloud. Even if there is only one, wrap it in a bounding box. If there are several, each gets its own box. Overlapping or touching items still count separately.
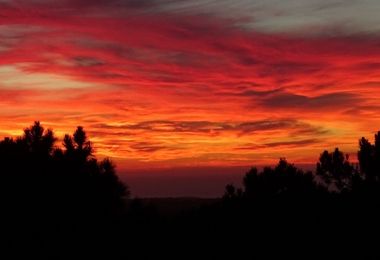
[1,1,380,175]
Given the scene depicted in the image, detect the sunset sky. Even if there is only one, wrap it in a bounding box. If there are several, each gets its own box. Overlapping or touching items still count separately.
[1,1,380,196]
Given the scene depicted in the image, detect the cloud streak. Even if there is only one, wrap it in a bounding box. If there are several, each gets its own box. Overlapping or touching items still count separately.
[1,0,380,170]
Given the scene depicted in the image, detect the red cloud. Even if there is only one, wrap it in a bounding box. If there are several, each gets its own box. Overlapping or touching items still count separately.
[1,1,380,169]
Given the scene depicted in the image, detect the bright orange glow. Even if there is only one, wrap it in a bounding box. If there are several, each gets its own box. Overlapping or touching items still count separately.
[1,1,380,177]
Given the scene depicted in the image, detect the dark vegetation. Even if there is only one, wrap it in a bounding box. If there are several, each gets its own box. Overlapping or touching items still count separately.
[1,122,380,258]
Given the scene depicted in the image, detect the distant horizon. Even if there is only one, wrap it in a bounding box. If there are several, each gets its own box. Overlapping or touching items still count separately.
[120,163,317,198]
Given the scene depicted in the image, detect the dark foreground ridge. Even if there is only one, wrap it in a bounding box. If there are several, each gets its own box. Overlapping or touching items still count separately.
[1,122,380,259]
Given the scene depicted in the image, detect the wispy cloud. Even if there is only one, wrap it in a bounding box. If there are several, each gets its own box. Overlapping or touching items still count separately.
[1,0,380,169]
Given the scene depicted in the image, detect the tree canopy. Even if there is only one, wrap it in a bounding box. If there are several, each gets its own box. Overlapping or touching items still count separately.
[0,121,129,222]
[2,122,380,258]
[224,130,380,200]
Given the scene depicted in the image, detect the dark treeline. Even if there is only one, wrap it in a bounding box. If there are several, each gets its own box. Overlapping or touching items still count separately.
[1,122,380,258]
[0,122,129,258]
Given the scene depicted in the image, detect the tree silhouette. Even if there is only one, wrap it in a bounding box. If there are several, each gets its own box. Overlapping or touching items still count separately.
[0,137,18,174]
[0,122,129,227]
[3,124,380,258]
[316,148,357,191]
[223,183,242,200]
[240,158,319,199]
[63,126,92,161]
[23,121,57,156]
[242,167,259,197]
[224,183,236,198]
[63,134,75,152]
[0,122,58,176]
[358,132,380,182]
[73,126,93,158]
[97,157,130,203]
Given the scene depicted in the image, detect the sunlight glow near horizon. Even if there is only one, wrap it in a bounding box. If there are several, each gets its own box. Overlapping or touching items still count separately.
[1,0,380,175]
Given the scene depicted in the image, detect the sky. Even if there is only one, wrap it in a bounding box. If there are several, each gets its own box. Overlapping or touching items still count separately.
[1,0,380,196]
